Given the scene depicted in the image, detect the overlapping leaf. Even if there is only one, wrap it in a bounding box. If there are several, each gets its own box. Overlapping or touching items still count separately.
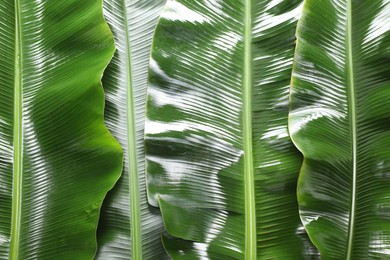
[145,0,318,258]
[96,0,168,259]
[0,0,122,259]
[289,0,390,258]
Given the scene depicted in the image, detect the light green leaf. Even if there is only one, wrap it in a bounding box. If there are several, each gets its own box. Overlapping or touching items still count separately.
[0,0,122,259]
[95,0,168,259]
[145,0,318,259]
[289,0,390,259]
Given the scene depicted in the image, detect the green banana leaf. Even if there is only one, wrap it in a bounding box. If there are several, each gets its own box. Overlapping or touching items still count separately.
[145,0,318,258]
[289,0,390,259]
[0,0,122,259]
[95,0,168,259]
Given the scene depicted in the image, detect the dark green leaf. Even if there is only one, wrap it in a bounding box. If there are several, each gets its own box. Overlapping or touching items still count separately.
[0,0,122,259]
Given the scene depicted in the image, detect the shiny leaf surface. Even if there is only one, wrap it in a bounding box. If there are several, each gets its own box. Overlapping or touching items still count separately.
[289,0,390,259]
[0,0,122,259]
[145,0,318,258]
[95,0,168,259]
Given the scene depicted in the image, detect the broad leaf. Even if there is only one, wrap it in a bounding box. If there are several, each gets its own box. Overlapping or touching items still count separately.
[0,0,122,259]
[289,0,390,259]
[95,0,168,259]
[145,0,318,258]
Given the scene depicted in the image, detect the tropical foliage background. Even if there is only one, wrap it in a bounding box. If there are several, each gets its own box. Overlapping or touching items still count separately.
[0,0,389,259]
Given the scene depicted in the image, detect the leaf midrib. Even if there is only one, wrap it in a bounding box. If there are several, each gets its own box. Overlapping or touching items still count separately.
[121,1,142,258]
[243,0,256,259]
[10,0,23,259]
[346,0,357,259]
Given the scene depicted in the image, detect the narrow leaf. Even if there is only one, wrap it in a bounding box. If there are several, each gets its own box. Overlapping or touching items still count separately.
[96,0,168,259]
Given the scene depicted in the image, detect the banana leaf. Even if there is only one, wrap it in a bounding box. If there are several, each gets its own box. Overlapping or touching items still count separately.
[145,0,318,258]
[0,0,122,259]
[289,0,390,259]
[95,0,168,259]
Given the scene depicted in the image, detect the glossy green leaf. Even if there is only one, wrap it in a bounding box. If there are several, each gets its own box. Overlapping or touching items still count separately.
[0,0,122,259]
[95,0,168,259]
[289,0,390,259]
[145,0,318,259]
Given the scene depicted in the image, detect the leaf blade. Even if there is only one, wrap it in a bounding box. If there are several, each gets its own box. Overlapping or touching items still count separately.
[0,0,122,259]
[290,0,390,258]
[96,0,168,259]
[146,0,318,258]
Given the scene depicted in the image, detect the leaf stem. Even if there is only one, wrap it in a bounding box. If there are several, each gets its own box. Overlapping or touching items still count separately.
[346,0,357,258]
[121,1,142,258]
[243,0,256,259]
[10,0,23,259]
